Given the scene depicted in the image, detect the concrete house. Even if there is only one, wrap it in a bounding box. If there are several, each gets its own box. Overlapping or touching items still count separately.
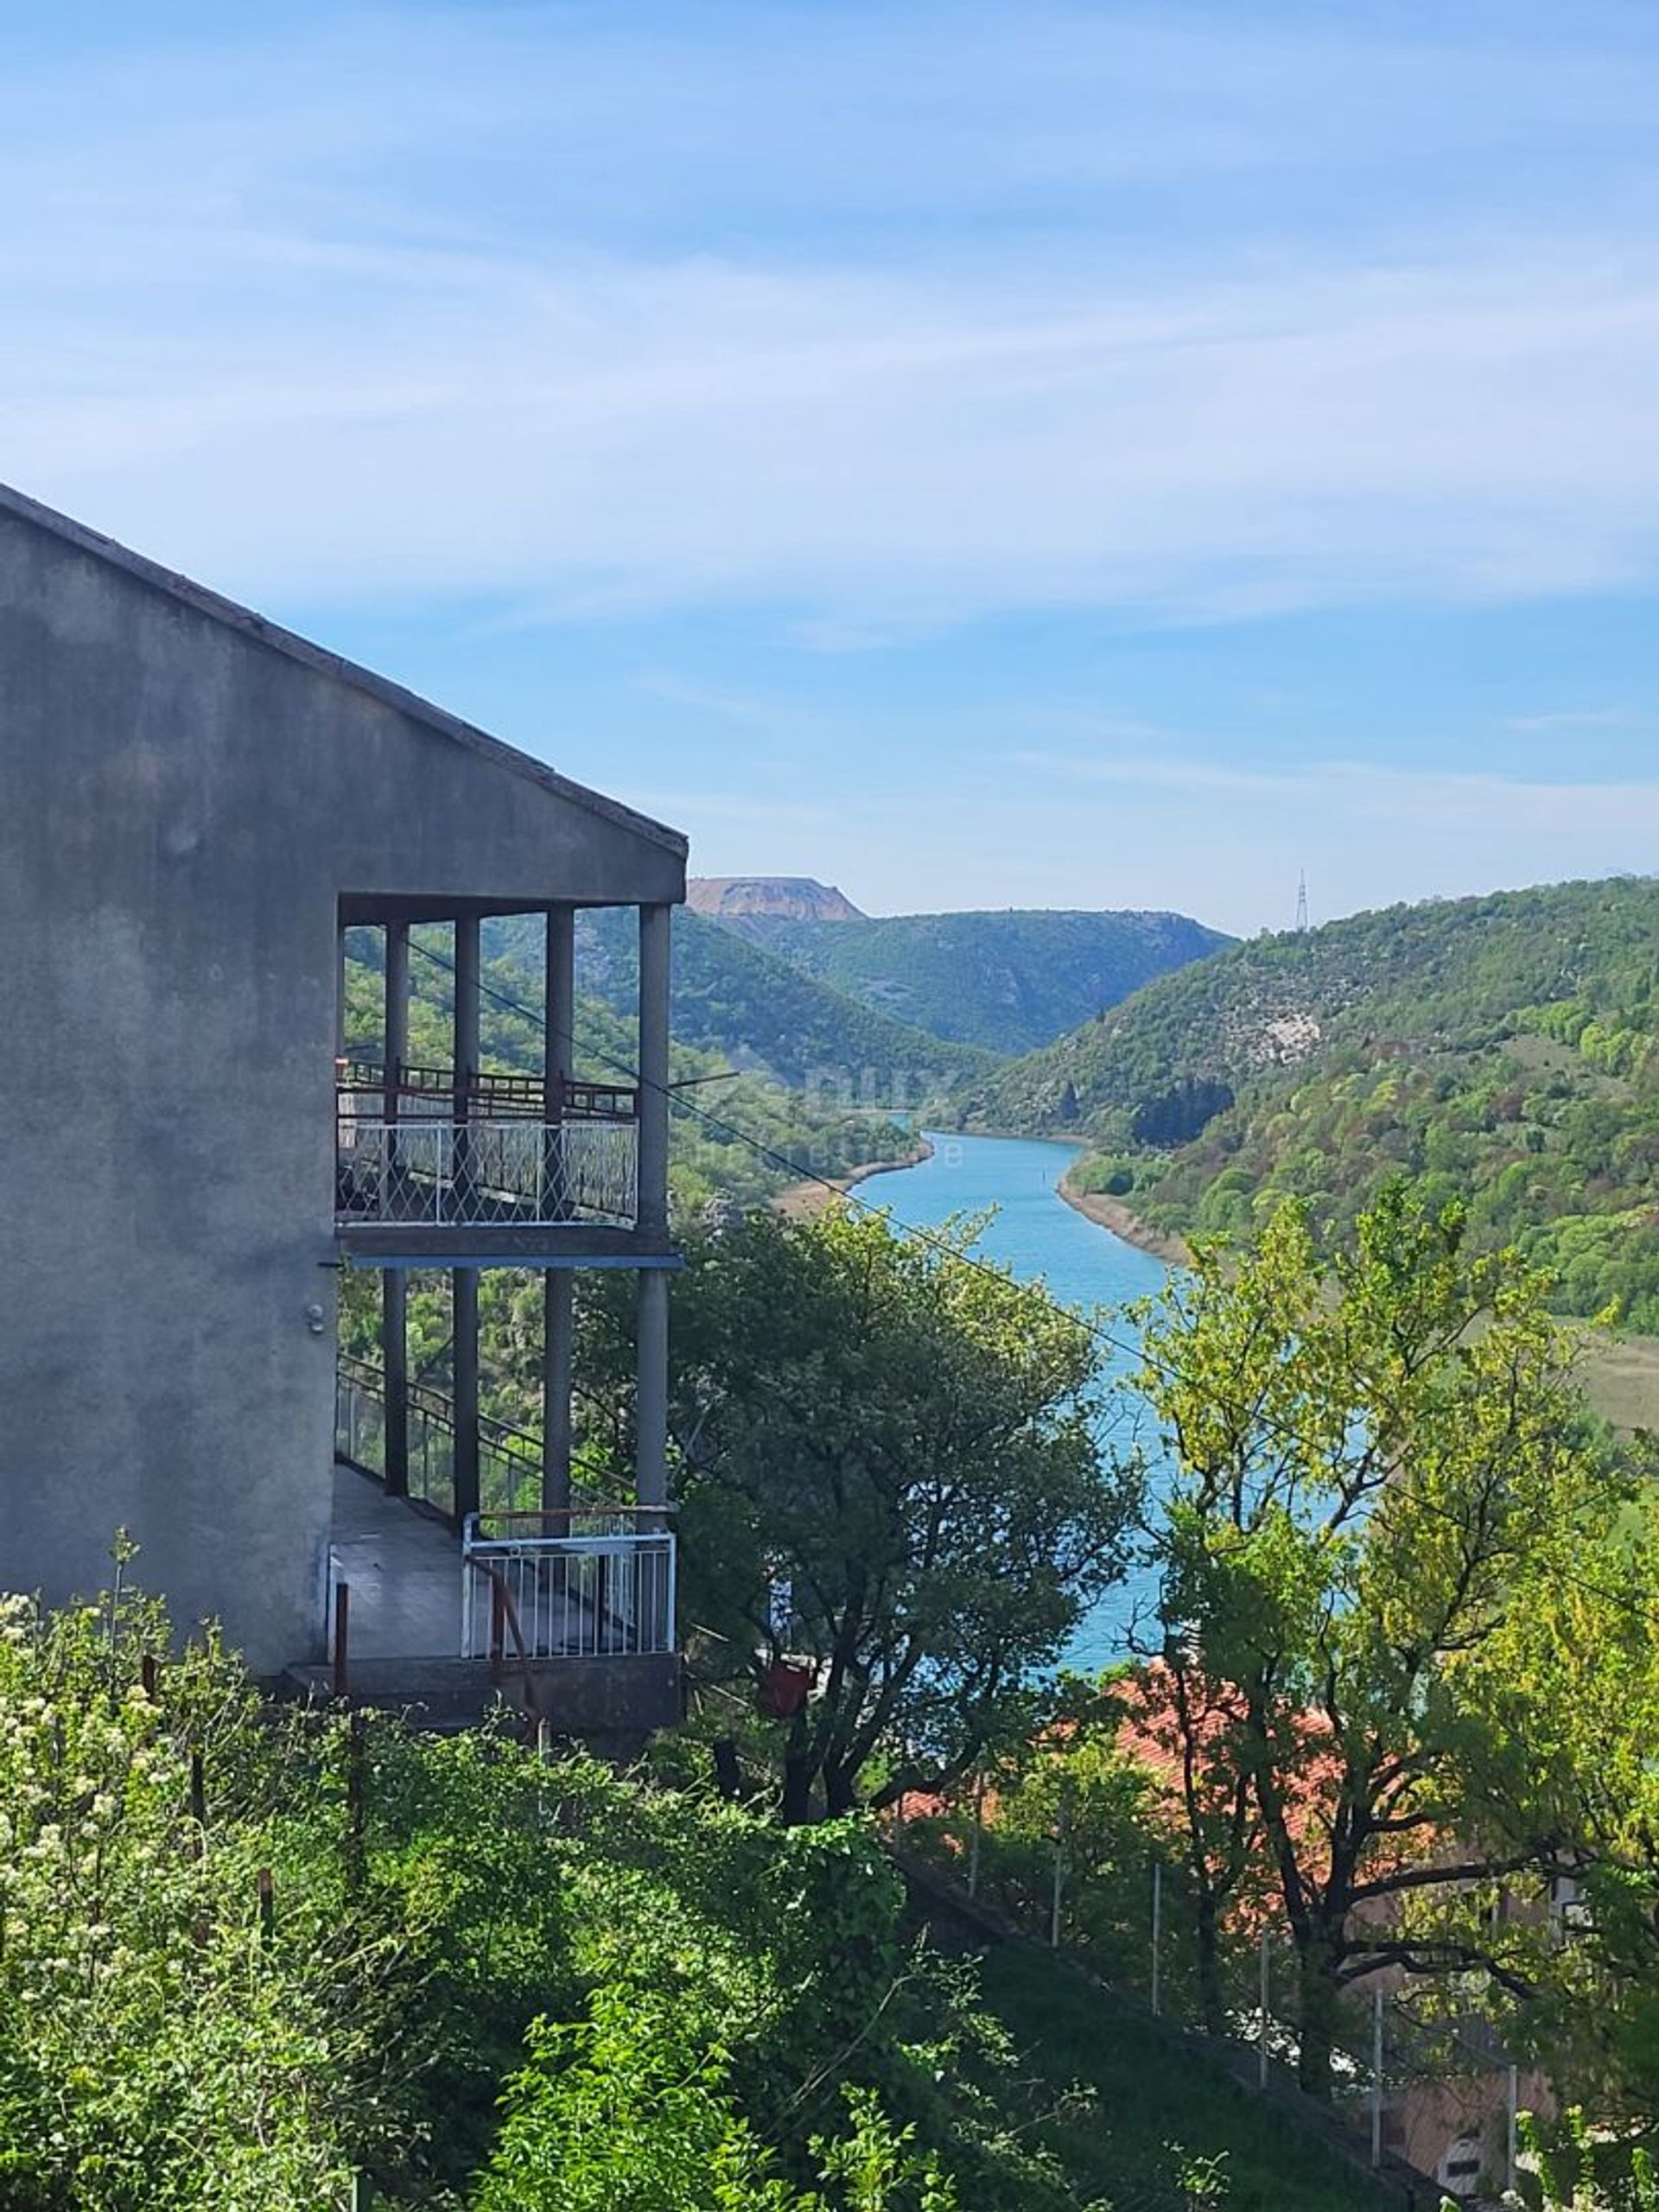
[0,484,686,1721]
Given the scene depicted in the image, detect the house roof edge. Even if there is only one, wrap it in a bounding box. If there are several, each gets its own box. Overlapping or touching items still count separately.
[0,481,689,862]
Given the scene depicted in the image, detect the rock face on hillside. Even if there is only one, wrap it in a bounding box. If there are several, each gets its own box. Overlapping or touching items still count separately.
[688,876,865,923]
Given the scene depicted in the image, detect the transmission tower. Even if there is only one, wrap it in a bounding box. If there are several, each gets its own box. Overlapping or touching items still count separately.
[1295,871,1309,934]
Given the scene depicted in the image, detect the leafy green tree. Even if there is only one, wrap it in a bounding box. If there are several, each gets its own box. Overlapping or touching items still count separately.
[0,1583,419,2209]
[479,2001,960,2211]
[588,1206,1137,1821]
[1134,1185,1629,2096]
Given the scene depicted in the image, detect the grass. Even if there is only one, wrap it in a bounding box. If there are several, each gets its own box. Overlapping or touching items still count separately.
[1578,1329,1659,1435]
[969,1944,1396,2212]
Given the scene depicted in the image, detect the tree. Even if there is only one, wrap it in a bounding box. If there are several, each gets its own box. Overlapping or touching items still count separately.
[589,1206,1138,1821]
[1134,1185,1628,2096]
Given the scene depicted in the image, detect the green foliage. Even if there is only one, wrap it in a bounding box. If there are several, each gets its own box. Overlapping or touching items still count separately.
[0,1584,417,2208]
[963,877,1659,1323]
[713,907,1231,1057]
[1132,1184,1636,2098]
[1516,2108,1659,2210]
[8,1575,1205,2207]
[583,1205,1139,1818]
[480,2006,961,2212]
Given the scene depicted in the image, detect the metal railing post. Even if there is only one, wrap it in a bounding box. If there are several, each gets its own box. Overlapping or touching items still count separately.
[332,1581,350,1700]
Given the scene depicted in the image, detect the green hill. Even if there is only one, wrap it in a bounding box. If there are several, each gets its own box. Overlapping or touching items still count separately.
[715,907,1232,1054]
[960,877,1659,1325]
[487,909,993,1100]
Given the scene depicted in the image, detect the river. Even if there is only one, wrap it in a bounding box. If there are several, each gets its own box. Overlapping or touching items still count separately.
[862,1129,1170,1671]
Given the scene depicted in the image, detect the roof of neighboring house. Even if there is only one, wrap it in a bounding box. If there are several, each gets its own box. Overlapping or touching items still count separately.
[0,480,688,861]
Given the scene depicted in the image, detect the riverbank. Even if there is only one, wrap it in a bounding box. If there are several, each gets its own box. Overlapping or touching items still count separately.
[1058,1178,1659,1431]
[774,1136,935,1220]
[1058,1173,1192,1265]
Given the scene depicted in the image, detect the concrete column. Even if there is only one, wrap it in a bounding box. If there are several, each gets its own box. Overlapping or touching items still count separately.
[452,915,481,1524]
[635,1268,670,1510]
[635,904,672,1511]
[382,922,410,1497]
[636,904,671,1241]
[382,1271,409,1497]
[453,913,480,1112]
[544,904,575,1108]
[385,920,410,1083]
[335,918,350,1064]
[543,906,576,1512]
[453,1267,480,1525]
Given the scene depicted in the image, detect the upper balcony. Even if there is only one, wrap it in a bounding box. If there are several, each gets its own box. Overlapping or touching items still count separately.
[335,1058,667,1265]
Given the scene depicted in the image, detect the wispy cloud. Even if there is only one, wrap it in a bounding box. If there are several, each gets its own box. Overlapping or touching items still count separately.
[629,675,771,723]
[1014,749,1659,836]
[4,6,1659,632]
[1503,708,1649,733]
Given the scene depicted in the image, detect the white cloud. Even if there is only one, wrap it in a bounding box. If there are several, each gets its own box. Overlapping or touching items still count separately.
[1014,749,1659,836]
[3,9,1659,630]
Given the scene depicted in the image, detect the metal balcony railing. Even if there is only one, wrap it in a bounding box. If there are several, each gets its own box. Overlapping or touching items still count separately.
[461,1510,677,1662]
[335,1058,639,1233]
[335,1351,551,1518]
[336,1109,639,1230]
[338,1058,638,1123]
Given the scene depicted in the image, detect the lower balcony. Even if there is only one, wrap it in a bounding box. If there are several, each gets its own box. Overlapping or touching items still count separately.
[316,1357,680,1732]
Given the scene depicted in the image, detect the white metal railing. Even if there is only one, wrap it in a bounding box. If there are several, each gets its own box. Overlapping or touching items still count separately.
[461,1511,677,1662]
[336,1112,638,1230]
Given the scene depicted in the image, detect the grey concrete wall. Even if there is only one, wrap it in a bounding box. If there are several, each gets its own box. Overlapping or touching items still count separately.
[0,495,684,1673]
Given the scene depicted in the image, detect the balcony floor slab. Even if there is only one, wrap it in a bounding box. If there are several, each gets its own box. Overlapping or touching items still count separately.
[337,1225,680,1268]
[331,1462,461,1659]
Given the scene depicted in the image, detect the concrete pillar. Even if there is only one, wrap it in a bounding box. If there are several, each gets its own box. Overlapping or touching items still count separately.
[453,1267,480,1525]
[635,1268,670,1510]
[635,905,672,1511]
[385,919,410,1084]
[452,915,481,1525]
[335,918,350,1063]
[543,906,575,1512]
[544,904,575,1109]
[453,913,480,1113]
[637,904,671,1240]
[383,1274,409,1497]
[382,922,410,1496]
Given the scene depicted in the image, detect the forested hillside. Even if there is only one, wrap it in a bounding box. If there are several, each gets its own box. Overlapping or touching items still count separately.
[708,906,1231,1054]
[960,877,1659,1324]
[488,909,990,1096]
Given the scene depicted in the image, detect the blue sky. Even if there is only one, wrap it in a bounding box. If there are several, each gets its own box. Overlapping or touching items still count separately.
[5,2,1659,934]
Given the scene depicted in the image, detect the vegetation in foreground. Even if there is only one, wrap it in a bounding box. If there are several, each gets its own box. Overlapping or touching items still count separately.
[23,1185,1659,2202]
[0,1582,1395,2209]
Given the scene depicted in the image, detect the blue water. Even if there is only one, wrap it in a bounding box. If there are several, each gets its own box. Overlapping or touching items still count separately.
[862,1131,1170,1671]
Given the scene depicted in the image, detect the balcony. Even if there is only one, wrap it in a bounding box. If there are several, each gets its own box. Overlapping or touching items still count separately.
[335,1059,659,1262]
[324,1357,680,1731]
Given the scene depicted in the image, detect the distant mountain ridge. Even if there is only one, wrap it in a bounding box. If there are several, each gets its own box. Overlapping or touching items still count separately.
[486,908,992,1101]
[688,876,864,922]
[713,906,1233,1054]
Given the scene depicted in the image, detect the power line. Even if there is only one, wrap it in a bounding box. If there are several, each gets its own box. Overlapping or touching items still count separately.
[398,935,1658,1637]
